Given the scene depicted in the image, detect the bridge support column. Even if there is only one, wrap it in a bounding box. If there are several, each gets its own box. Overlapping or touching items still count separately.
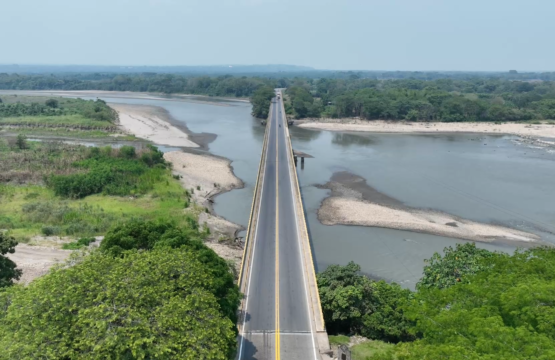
[294,156,298,166]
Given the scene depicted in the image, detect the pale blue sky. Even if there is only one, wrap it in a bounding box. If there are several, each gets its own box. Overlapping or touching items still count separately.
[1,0,554,71]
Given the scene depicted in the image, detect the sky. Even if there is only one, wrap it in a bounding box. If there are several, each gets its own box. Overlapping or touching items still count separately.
[1,0,554,71]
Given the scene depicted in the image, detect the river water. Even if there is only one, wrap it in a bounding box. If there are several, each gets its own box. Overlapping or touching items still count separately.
[9,92,555,289]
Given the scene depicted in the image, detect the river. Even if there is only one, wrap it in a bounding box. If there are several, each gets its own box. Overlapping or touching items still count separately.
[6,92,555,289]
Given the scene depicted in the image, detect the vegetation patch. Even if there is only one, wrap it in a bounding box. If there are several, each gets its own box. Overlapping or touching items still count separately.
[320,244,555,359]
[0,247,237,359]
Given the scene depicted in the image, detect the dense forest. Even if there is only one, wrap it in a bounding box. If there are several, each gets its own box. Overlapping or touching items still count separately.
[2,73,555,121]
[0,97,116,122]
[318,243,555,359]
[285,77,555,121]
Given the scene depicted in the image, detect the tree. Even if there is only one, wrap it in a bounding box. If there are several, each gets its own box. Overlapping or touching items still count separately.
[100,219,240,324]
[250,86,275,119]
[15,134,27,150]
[375,247,555,360]
[0,249,237,359]
[417,242,498,290]
[0,233,21,288]
[317,262,413,342]
[45,98,59,108]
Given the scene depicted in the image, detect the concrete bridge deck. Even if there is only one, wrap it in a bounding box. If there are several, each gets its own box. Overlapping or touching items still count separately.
[237,92,329,360]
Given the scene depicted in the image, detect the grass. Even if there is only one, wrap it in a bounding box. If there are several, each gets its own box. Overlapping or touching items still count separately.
[328,335,396,360]
[351,341,396,360]
[329,335,350,346]
[0,114,114,129]
[1,128,127,139]
[0,172,194,242]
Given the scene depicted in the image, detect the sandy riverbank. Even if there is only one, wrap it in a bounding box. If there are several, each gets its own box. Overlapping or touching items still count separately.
[317,171,540,244]
[163,151,245,272]
[110,103,200,148]
[7,244,72,284]
[298,119,555,139]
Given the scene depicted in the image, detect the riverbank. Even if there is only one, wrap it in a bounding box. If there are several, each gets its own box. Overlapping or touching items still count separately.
[297,119,555,139]
[163,151,245,272]
[111,103,200,148]
[317,171,540,245]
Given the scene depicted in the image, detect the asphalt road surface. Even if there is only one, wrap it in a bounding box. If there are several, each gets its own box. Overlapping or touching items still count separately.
[238,96,317,360]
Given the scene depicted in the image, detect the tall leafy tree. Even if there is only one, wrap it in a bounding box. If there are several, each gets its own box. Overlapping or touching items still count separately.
[0,249,237,360]
[0,232,21,288]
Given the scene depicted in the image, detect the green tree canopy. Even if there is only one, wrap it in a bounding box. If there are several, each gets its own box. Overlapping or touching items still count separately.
[317,261,413,342]
[417,242,499,290]
[376,247,555,360]
[0,232,21,288]
[250,86,275,118]
[0,249,236,359]
[100,219,240,324]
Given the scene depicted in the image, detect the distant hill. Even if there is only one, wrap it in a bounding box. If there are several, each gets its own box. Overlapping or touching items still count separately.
[0,64,315,74]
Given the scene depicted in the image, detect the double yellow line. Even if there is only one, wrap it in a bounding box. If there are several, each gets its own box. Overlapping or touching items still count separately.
[274,97,281,360]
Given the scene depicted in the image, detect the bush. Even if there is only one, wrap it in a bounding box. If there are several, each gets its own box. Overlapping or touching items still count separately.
[100,219,240,324]
[45,99,59,108]
[47,145,166,198]
[41,225,60,236]
[0,249,237,359]
[118,145,136,159]
[61,237,96,250]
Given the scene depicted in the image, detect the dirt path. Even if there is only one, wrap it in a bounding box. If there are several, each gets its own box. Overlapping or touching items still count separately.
[7,244,72,284]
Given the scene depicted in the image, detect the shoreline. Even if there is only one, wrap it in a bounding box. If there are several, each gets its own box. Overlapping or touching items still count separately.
[0,89,250,105]
[163,150,246,273]
[297,119,555,139]
[317,171,542,246]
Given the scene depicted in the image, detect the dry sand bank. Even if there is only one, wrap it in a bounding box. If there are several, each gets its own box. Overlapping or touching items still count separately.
[298,119,555,139]
[7,244,72,284]
[111,103,200,148]
[163,151,245,268]
[317,171,540,244]
[9,90,249,105]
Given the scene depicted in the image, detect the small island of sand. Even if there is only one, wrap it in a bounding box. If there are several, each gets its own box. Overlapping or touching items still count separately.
[317,171,540,244]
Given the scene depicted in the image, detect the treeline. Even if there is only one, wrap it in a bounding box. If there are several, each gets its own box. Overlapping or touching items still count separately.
[3,73,555,121]
[286,77,555,121]
[0,97,116,122]
[319,243,555,359]
[0,73,284,97]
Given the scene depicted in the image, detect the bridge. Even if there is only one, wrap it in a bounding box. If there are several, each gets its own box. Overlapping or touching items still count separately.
[237,92,330,360]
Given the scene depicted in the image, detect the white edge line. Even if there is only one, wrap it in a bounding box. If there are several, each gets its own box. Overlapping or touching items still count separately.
[237,101,273,359]
[281,96,319,360]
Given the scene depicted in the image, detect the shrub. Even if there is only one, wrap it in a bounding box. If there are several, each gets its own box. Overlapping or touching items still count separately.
[41,225,60,236]
[45,99,59,108]
[61,237,96,250]
[118,145,136,159]
[46,145,166,198]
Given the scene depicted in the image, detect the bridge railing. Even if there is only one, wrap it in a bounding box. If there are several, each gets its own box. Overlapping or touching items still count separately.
[280,97,329,346]
[238,101,272,298]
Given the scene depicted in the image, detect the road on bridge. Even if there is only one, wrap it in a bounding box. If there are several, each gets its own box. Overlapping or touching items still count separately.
[238,94,319,360]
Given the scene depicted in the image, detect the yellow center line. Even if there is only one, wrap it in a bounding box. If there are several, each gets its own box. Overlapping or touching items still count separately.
[275,98,281,360]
